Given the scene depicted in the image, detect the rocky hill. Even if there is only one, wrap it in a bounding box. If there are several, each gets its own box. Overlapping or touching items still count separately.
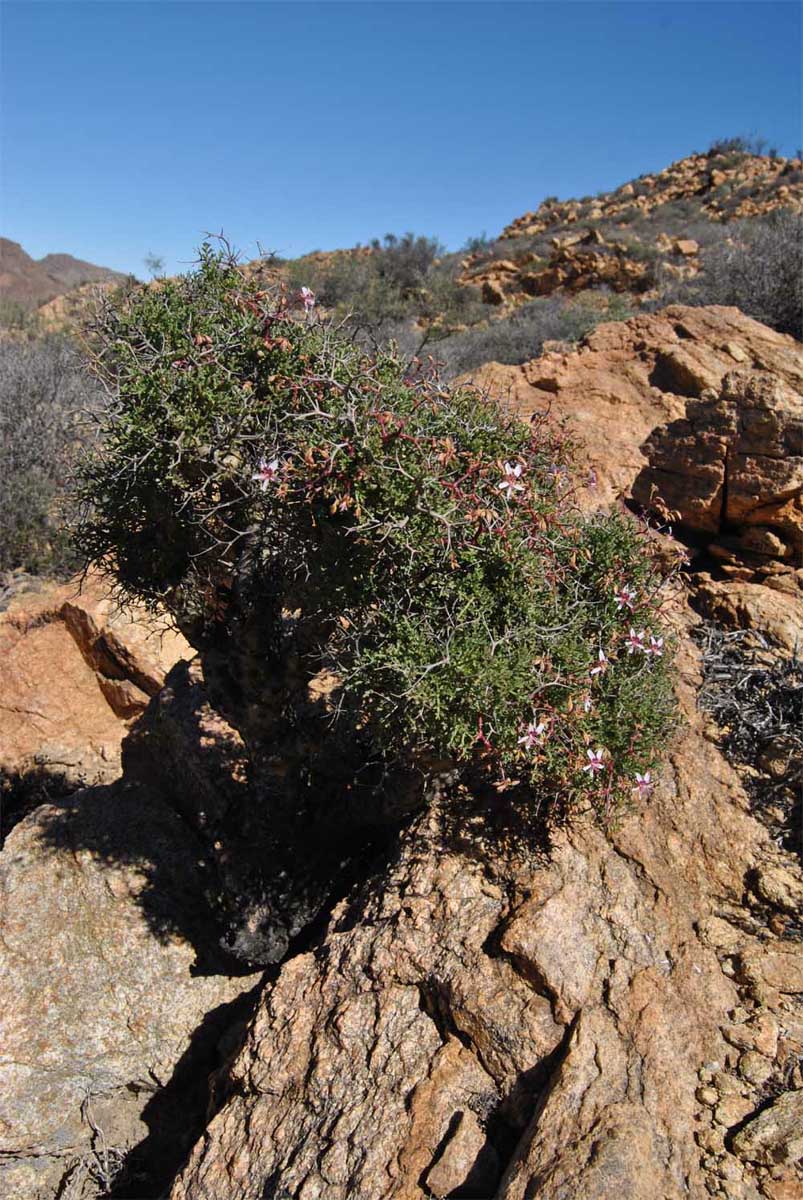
[0,237,129,311]
[459,148,803,309]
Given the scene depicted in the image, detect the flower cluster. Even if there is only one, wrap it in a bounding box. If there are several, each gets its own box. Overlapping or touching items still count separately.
[513,570,670,808]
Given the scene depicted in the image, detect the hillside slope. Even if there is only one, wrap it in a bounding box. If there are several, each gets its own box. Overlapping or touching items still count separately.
[459,148,803,309]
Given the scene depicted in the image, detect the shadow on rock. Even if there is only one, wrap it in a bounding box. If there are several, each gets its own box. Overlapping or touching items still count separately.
[1,763,76,848]
[26,656,424,975]
[108,980,265,1200]
[30,779,253,977]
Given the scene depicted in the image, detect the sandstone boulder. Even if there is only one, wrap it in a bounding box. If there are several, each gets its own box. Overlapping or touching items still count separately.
[473,304,801,512]
[693,575,803,654]
[0,783,258,1199]
[634,369,803,562]
[472,305,803,649]
[0,572,189,794]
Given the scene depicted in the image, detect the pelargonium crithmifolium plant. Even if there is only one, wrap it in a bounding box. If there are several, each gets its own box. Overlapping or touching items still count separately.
[74,244,675,820]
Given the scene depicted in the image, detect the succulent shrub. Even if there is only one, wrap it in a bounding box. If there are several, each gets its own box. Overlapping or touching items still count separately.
[74,245,675,821]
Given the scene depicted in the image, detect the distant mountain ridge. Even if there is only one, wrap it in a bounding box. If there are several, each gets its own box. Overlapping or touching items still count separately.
[0,238,129,309]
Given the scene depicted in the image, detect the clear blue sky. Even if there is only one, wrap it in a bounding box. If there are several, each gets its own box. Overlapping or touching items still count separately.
[2,0,801,277]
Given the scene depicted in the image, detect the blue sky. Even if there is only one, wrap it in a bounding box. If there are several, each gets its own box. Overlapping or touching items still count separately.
[2,0,801,277]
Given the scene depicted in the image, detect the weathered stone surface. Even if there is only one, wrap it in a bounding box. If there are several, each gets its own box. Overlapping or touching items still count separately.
[123,657,418,968]
[694,575,803,653]
[723,1013,780,1059]
[760,1180,803,1200]
[425,1105,499,1198]
[744,949,803,995]
[472,305,802,516]
[731,1090,803,1167]
[501,152,803,243]
[473,305,803,649]
[0,572,188,789]
[0,784,258,1199]
[753,863,803,915]
[461,152,803,307]
[634,369,803,563]
[169,620,779,1200]
[739,1051,774,1087]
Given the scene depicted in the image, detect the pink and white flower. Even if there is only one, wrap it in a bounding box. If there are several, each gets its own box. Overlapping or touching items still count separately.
[299,286,316,311]
[252,456,281,491]
[583,747,606,775]
[626,628,646,655]
[582,694,593,714]
[647,635,664,657]
[518,718,547,750]
[614,584,637,612]
[498,461,525,497]
[590,649,608,677]
[633,771,653,797]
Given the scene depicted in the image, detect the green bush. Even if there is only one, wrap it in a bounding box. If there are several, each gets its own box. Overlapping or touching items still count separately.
[285,233,485,339]
[74,246,675,819]
[658,211,802,339]
[0,297,42,334]
[706,135,776,159]
[0,334,101,574]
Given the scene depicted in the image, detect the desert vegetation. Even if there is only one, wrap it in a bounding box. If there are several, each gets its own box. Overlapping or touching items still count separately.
[3,143,800,591]
[0,333,101,577]
[72,244,675,821]
[659,210,803,338]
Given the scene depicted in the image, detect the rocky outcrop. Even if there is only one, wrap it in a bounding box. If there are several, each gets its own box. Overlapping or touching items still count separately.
[474,305,800,503]
[457,151,802,310]
[0,783,259,1199]
[501,152,803,242]
[3,593,799,1200]
[169,616,803,1200]
[732,1091,803,1169]
[0,572,189,796]
[2,305,801,1199]
[461,230,658,307]
[0,580,251,1198]
[633,370,802,561]
[473,305,803,650]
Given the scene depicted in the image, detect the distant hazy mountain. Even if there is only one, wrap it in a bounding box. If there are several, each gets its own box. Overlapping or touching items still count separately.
[0,238,130,309]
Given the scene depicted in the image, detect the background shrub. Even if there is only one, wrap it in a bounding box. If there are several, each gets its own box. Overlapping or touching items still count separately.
[433,291,633,378]
[0,334,101,574]
[74,246,675,820]
[284,232,486,342]
[656,211,803,338]
[706,135,778,159]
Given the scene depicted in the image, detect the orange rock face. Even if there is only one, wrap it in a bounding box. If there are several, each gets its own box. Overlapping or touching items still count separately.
[0,571,189,787]
[168,614,803,1200]
[470,304,803,650]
